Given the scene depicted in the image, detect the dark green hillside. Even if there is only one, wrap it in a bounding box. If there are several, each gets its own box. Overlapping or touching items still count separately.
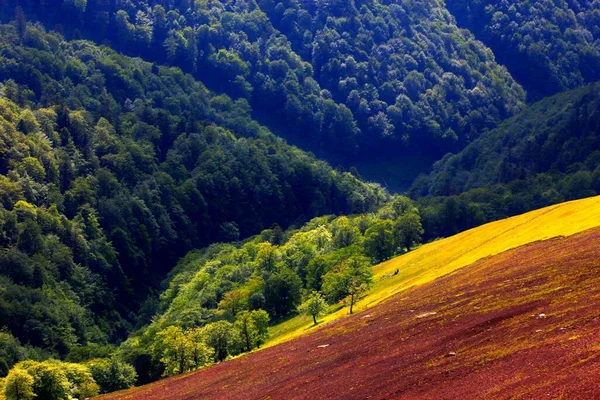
[413,82,600,197]
[0,0,366,158]
[0,21,385,364]
[260,0,525,155]
[447,0,600,99]
[0,1,528,188]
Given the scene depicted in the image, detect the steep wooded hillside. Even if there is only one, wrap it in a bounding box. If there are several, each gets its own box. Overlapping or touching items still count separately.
[0,1,528,184]
[411,83,600,225]
[260,0,525,153]
[116,195,424,383]
[0,21,385,366]
[447,0,600,99]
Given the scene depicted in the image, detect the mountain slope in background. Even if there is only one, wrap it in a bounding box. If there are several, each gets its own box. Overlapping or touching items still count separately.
[447,0,600,99]
[1,0,530,188]
[1,1,598,189]
[98,196,600,399]
[259,0,525,152]
[412,82,600,199]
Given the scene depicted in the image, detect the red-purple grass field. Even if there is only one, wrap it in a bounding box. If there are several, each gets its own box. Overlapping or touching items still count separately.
[99,227,600,399]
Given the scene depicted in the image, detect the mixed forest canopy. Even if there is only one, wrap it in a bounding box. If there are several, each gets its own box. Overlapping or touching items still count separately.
[0,19,386,375]
[0,0,530,186]
[446,0,600,99]
[412,82,600,239]
[119,197,424,383]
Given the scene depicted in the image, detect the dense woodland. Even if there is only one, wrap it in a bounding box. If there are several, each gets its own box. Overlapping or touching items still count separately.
[0,1,599,399]
[119,196,423,383]
[412,82,600,238]
[447,0,600,99]
[260,0,524,153]
[0,0,527,167]
[0,18,386,387]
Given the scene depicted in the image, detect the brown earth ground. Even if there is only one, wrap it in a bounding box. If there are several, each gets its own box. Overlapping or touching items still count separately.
[99,227,600,400]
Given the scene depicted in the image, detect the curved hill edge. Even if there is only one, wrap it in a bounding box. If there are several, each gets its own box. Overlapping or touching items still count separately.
[97,200,600,399]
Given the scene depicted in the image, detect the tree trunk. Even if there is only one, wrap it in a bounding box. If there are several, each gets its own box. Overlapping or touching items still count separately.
[350,293,354,314]
[245,331,251,352]
[313,314,317,325]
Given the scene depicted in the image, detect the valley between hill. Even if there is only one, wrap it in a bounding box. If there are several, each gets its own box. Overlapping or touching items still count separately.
[97,195,600,399]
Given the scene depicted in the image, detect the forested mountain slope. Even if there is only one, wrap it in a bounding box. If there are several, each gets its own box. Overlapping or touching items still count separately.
[0,1,528,183]
[446,0,600,99]
[260,0,525,153]
[0,21,385,366]
[116,196,424,383]
[412,82,600,198]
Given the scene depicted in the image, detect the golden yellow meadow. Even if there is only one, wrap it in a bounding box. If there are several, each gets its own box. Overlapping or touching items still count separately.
[268,195,600,346]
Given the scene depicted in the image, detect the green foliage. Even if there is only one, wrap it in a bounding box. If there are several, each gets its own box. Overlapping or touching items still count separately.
[300,292,328,325]
[16,361,71,400]
[447,1,600,99]
[0,20,386,362]
[234,310,270,352]
[412,83,600,241]
[4,368,34,400]
[259,0,525,153]
[202,321,238,363]
[123,200,421,383]
[395,212,424,251]
[152,326,212,377]
[86,358,137,394]
[61,362,99,399]
[322,256,373,314]
[363,220,396,263]
[264,269,303,318]
[1,0,532,182]
[0,332,26,378]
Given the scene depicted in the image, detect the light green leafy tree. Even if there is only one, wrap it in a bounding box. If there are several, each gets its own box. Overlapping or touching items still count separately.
[203,321,238,363]
[300,291,328,325]
[234,310,270,352]
[322,256,373,314]
[86,357,137,394]
[4,368,34,400]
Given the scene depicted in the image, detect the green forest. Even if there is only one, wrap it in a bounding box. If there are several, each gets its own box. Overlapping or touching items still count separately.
[0,1,599,398]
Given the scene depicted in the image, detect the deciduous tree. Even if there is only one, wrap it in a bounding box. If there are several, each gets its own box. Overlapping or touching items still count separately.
[322,256,373,314]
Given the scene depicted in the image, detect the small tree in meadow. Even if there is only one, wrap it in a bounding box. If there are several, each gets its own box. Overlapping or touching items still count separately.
[301,291,328,325]
[322,256,373,314]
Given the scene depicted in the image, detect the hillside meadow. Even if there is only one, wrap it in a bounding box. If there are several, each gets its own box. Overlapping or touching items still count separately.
[97,195,600,399]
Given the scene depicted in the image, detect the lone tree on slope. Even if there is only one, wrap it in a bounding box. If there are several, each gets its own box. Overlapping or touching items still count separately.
[322,256,373,314]
[301,291,328,325]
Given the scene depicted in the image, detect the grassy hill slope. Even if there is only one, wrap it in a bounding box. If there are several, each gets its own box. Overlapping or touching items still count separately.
[98,195,600,399]
[269,195,600,345]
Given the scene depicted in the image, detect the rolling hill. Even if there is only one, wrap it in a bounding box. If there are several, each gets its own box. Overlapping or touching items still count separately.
[97,195,600,399]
